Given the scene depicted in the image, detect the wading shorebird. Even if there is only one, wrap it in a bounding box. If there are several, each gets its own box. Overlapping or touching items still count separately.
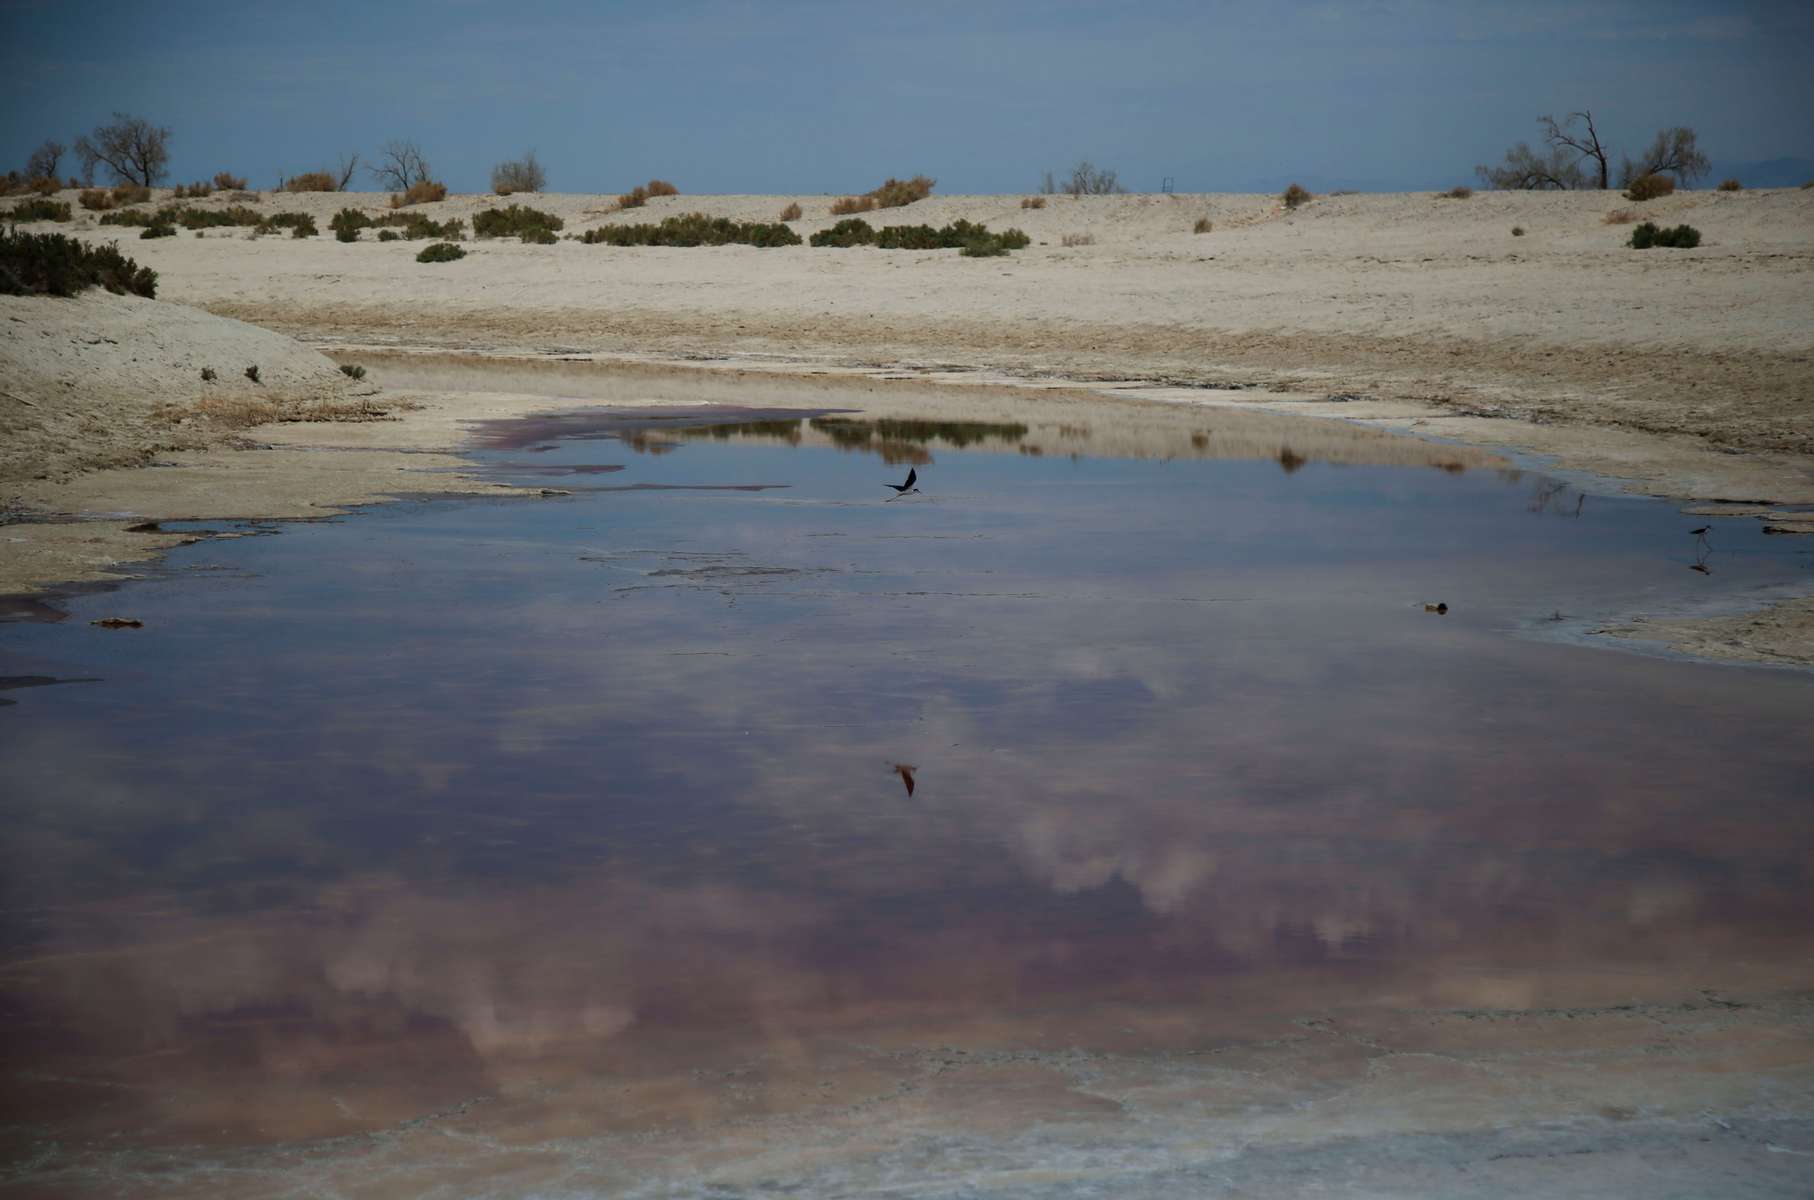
[885,468,920,499]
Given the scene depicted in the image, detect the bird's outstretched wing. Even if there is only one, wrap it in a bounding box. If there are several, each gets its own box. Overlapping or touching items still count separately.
[904,468,916,490]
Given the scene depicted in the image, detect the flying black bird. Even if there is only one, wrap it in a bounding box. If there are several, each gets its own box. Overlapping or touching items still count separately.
[885,468,920,499]
[892,763,917,797]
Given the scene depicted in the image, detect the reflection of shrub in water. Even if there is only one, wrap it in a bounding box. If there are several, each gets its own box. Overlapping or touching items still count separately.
[1277,447,1308,473]
[810,416,1029,449]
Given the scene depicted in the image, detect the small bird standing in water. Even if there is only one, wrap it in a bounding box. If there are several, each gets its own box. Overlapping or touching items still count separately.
[885,468,920,499]
[891,763,917,797]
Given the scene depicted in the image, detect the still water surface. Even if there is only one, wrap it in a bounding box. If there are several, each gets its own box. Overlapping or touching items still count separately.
[2,404,1811,1177]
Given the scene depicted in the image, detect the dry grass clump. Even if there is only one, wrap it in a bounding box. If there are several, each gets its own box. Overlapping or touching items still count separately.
[619,180,679,209]
[778,201,803,221]
[1602,208,1638,225]
[1192,217,1212,233]
[171,181,213,199]
[391,180,448,207]
[829,194,876,216]
[283,171,338,192]
[1624,173,1674,201]
[1282,182,1311,209]
[213,171,248,191]
[1440,185,1473,199]
[1061,232,1095,247]
[868,175,935,208]
[111,183,151,205]
[77,188,114,211]
[1716,178,1742,192]
[1021,196,1046,209]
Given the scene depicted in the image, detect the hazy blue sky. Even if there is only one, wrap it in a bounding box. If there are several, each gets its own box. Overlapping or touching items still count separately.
[4,0,1810,193]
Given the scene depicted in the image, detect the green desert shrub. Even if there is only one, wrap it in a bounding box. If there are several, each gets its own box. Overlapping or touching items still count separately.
[0,228,157,298]
[256,212,318,238]
[1511,226,1525,236]
[520,227,558,244]
[1624,173,1674,201]
[339,363,367,380]
[581,212,801,247]
[878,219,1024,250]
[960,239,1009,257]
[377,229,400,241]
[809,218,876,247]
[329,207,373,239]
[868,175,935,208]
[472,204,564,240]
[140,222,175,239]
[171,205,260,229]
[416,241,465,263]
[1282,183,1312,209]
[1628,221,1700,249]
[5,198,72,222]
[99,208,164,227]
[1716,178,1742,191]
[373,211,464,239]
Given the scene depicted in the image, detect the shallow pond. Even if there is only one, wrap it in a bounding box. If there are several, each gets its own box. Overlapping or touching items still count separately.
[2,400,1811,1193]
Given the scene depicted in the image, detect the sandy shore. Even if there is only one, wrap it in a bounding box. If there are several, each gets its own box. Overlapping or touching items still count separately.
[4,186,1812,663]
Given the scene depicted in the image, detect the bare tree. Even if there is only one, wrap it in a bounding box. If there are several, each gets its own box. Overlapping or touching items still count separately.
[73,113,171,187]
[334,152,361,191]
[1059,161,1122,196]
[25,139,66,182]
[1539,111,1610,189]
[1039,170,1057,195]
[369,139,432,192]
[490,149,547,195]
[1619,127,1710,188]
[1477,141,1586,190]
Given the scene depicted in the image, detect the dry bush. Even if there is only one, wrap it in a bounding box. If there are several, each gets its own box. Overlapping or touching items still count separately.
[1192,217,1212,233]
[1440,185,1473,199]
[172,181,214,199]
[27,177,59,196]
[868,175,934,207]
[1803,180,1814,190]
[78,188,114,211]
[111,182,151,205]
[1282,183,1312,209]
[1602,208,1638,225]
[1021,196,1046,209]
[1061,233,1094,247]
[213,171,247,190]
[1716,178,1742,192]
[646,179,678,196]
[491,151,546,195]
[283,171,337,192]
[1624,173,1674,201]
[829,194,875,216]
[391,180,448,207]
[778,201,802,221]
[618,185,648,209]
